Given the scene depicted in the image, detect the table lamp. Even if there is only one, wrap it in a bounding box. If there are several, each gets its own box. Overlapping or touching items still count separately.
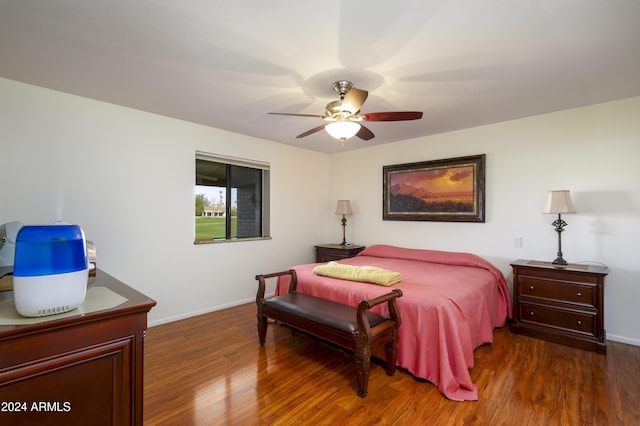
[543,190,576,265]
[335,200,353,246]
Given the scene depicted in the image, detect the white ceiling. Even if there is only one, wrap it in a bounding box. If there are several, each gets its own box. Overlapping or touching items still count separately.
[1,1,639,154]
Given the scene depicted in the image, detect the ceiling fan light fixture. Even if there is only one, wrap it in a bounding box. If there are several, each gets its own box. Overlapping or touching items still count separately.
[325,121,361,141]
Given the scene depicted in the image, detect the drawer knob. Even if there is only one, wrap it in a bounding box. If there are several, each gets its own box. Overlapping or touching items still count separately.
[577,320,583,326]
[529,285,535,291]
[529,311,535,317]
[576,292,582,297]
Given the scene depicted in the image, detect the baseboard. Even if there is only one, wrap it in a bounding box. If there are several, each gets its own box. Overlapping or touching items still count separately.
[606,334,640,347]
[148,296,255,327]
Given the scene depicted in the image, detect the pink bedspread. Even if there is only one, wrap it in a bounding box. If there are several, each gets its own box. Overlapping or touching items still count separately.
[277,244,511,401]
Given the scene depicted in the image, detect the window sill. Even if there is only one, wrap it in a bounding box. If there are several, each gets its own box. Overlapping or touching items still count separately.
[194,236,272,245]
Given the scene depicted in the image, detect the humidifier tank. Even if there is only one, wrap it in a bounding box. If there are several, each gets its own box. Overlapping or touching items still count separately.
[13,224,89,317]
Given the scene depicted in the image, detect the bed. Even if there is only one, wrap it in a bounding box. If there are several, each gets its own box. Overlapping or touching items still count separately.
[276,244,512,401]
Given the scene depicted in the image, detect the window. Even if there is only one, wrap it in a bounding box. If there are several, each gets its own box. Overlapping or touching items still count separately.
[195,151,270,243]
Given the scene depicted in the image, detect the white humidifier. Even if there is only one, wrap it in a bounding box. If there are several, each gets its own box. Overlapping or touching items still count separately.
[12,224,89,317]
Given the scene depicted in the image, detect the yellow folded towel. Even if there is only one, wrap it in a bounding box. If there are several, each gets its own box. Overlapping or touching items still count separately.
[313,261,401,286]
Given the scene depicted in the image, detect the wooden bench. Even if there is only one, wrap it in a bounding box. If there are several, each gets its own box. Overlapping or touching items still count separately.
[255,269,402,397]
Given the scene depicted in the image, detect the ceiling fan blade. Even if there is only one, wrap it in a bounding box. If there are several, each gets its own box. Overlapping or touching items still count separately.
[342,88,368,114]
[363,111,423,121]
[356,124,375,141]
[296,124,327,138]
[269,112,325,118]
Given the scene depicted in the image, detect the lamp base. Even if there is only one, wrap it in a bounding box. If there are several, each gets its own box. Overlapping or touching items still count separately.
[551,213,568,266]
[552,256,568,265]
[340,216,348,246]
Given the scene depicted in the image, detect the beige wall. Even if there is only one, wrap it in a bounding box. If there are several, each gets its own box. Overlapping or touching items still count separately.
[330,97,640,345]
[2,77,639,345]
[0,77,331,324]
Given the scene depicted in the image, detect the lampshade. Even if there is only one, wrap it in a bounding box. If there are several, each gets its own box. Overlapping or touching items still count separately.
[335,200,353,215]
[543,190,576,214]
[325,121,361,141]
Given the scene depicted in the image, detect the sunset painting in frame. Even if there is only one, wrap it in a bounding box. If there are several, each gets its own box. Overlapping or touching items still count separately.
[383,154,485,222]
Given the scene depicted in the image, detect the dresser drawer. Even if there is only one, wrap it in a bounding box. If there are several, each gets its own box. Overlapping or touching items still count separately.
[518,276,596,307]
[519,302,596,336]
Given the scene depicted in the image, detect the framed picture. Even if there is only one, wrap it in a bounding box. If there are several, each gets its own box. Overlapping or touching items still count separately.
[383,154,485,222]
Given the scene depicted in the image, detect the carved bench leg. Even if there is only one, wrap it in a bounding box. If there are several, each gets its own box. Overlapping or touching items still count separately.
[354,334,371,398]
[257,314,268,346]
[384,335,398,376]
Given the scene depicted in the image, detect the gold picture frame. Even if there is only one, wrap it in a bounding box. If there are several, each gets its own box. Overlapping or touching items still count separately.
[383,154,485,222]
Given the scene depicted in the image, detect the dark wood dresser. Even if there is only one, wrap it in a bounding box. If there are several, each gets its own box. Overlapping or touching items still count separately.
[314,244,366,262]
[510,259,608,354]
[0,270,156,425]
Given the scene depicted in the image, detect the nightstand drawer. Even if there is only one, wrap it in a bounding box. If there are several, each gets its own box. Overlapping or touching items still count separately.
[519,302,596,336]
[518,276,596,307]
[317,252,349,262]
[314,244,365,262]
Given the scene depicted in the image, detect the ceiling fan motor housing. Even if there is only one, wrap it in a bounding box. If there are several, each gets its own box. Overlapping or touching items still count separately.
[325,100,352,120]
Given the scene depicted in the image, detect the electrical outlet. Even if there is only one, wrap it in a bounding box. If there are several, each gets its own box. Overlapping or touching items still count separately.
[513,236,522,248]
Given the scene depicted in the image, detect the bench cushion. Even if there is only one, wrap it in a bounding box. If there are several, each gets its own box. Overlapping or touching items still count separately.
[263,293,386,334]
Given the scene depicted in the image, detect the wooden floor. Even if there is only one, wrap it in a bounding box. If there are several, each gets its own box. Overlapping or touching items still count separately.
[144,302,640,425]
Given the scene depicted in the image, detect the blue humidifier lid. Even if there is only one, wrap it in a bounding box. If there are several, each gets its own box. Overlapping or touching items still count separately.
[13,224,88,277]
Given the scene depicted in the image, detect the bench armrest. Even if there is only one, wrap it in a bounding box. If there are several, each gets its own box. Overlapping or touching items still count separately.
[256,269,402,337]
[255,269,297,302]
[357,289,403,336]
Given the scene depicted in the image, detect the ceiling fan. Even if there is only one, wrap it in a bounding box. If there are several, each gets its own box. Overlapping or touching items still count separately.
[269,80,423,141]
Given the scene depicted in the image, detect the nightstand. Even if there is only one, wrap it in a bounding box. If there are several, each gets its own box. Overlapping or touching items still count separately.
[314,244,365,262]
[510,259,608,354]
